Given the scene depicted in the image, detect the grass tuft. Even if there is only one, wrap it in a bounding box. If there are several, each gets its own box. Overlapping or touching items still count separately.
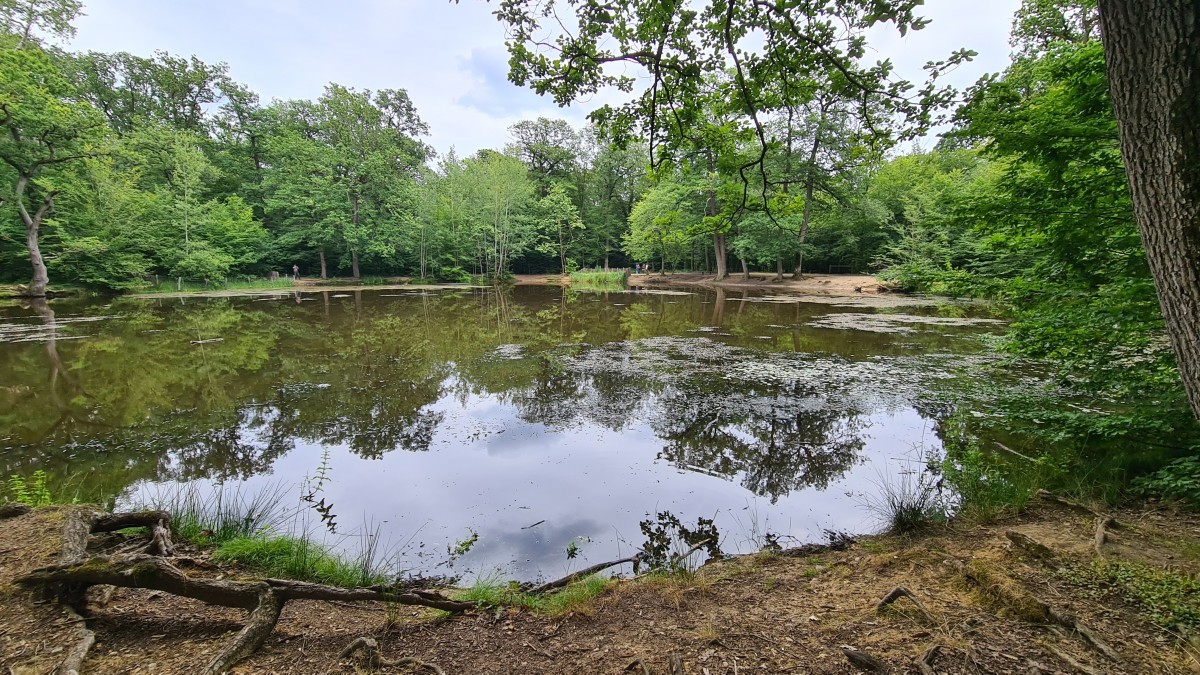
[212,534,388,588]
[460,574,613,616]
[862,468,948,535]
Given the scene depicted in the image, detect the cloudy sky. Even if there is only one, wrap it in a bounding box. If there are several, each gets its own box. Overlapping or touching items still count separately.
[69,0,1022,157]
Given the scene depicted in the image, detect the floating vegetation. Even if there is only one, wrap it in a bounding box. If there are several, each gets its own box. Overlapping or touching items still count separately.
[807,313,1006,334]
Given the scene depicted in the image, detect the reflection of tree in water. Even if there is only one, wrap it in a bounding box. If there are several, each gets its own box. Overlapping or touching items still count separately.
[652,381,869,502]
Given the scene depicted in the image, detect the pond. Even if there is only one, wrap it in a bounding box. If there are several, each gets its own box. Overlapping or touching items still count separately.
[0,284,1008,581]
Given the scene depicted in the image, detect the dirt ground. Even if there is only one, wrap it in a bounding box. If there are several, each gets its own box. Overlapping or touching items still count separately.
[3,500,1198,674]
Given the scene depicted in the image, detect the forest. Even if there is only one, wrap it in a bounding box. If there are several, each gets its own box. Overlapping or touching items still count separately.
[1,0,1198,488]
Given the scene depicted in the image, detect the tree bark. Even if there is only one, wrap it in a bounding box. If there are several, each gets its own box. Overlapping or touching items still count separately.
[1098,0,1200,419]
[739,256,750,280]
[712,232,727,281]
[15,175,54,298]
[351,250,361,280]
[318,247,328,280]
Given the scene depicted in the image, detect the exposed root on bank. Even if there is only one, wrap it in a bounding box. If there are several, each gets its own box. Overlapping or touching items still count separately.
[340,636,446,674]
[524,553,645,594]
[841,645,889,672]
[875,586,934,624]
[0,503,32,519]
[955,558,1122,665]
[1093,516,1117,557]
[17,508,476,674]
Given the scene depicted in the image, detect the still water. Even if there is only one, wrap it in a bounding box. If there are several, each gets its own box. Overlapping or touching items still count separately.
[0,285,1005,581]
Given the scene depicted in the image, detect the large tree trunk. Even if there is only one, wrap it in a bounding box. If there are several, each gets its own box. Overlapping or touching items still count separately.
[739,256,750,280]
[319,247,328,280]
[15,176,53,298]
[1098,0,1200,419]
[351,251,361,280]
[712,232,728,281]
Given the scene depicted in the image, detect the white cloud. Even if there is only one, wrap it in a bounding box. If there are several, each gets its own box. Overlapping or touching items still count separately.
[69,0,1021,157]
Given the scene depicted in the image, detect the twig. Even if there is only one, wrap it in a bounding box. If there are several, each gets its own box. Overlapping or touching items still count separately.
[625,659,651,675]
[523,641,553,659]
[524,553,644,595]
[190,337,223,345]
[341,636,446,675]
[1035,490,1098,517]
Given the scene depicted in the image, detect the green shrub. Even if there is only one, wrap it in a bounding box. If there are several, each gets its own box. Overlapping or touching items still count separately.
[1134,456,1200,508]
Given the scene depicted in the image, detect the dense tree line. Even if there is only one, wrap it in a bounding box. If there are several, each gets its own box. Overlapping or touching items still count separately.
[0,3,649,293]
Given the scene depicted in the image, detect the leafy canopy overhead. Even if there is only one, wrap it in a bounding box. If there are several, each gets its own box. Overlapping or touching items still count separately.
[487,0,974,188]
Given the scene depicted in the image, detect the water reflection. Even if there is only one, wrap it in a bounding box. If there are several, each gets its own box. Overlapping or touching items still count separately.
[0,286,1003,578]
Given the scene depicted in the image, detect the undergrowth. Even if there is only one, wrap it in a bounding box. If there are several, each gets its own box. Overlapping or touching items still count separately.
[569,268,629,290]
[1059,560,1200,632]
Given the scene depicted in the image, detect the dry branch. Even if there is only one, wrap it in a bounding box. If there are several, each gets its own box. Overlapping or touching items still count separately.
[841,646,889,673]
[875,586,933,623]
[524,553,644,595]
[341,636,446,675]
[1035,490,1098,516]
[625,658,652,674]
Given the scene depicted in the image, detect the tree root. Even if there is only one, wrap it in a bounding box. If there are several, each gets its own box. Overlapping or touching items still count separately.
[955,559,1122,663]
[1093,516,1116,557]
[0,502,32,519]
[341,636,446,674]
[912,644,941,675]
[55,604,95,675]
[876,586,934,624]
[841,645,888,673]
[1042,642,1101,675]
[20,508,478,675]
[1004,531,1056,562]
[624,658,652,674]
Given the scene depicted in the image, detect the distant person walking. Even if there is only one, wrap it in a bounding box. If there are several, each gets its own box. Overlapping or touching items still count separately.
[292,264,300,281]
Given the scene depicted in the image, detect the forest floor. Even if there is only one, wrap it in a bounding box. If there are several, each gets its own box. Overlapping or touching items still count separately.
[2,500,1198,674]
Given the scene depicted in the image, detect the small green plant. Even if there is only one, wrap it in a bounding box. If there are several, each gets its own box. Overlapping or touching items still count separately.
[461,574,612,615]
[1134,456,1200,508]
[1059,560,1200,631]
[636,512,722,574]
[447,529,479,566]
[8,470,52,506]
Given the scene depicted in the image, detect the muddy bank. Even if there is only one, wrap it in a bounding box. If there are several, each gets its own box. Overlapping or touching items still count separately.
[3,499,1197,674]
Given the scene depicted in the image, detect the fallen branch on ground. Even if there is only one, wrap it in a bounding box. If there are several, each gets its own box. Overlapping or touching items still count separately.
[1005,531,1056,562]
[1035,490,1098,517]
[523,553,645,595]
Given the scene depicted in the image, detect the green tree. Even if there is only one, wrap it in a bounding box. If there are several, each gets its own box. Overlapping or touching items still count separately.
[0,39,103,296]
